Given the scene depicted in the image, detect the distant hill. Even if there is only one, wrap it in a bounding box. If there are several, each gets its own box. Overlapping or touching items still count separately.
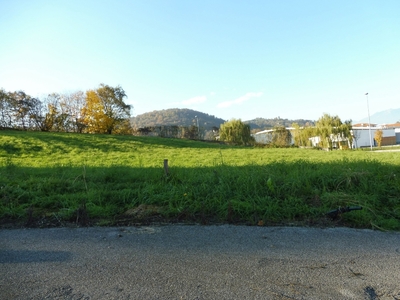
[244,117,315,131]
[131,108,226,130]
[357,108,400,124]
[131,109,315,132]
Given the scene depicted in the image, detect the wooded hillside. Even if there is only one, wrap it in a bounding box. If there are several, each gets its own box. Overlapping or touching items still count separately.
[131,109,315,131]
[131,109,225,130]
[244,117,315,130]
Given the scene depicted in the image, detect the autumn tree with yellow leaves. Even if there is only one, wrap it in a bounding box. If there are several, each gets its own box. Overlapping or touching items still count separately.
[82,84,132,134]
[374,129,383,147]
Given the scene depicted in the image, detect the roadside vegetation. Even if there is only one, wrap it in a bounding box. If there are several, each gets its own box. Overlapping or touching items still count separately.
[1,130,399,230]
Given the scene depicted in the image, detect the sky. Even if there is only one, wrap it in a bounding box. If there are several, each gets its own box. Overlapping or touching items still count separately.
[1,0,400,122]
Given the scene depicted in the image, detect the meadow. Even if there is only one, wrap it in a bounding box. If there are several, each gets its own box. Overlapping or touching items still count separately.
[1,130,399,230]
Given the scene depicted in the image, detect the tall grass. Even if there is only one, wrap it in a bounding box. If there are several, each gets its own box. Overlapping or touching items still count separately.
[1,130,399,230]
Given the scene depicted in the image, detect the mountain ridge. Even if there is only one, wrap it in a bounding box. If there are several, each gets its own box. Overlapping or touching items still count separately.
[357,108,400,124]
[131,108,225,130]
[132,107,400,130]
[131,108,314,131]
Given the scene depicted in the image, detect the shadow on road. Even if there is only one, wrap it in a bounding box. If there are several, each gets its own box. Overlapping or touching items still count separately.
[0,250,72,263]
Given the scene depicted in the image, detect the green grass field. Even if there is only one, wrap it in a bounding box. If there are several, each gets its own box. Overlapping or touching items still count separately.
[1,130,399,230]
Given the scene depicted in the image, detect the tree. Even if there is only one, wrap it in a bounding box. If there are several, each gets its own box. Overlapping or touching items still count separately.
[30,93,79,132]
[30,96,52,132]
[60,91,86,133]
[82,90,108,133]
[82,84,131,134]
[291,122,317,147]
[340,120,353,148]
[374,129,383,147]
[271,125,292,147]
[315,113,352,150]
[351,128,361,149]
[219,119,254,145]
[182,125,199,139]
[0,89,13,129]
[291,123,302,146]
[7,91,38,130]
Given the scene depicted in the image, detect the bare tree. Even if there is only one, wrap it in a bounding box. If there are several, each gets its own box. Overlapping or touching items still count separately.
[59,91,86,133]
[351,129,361,149]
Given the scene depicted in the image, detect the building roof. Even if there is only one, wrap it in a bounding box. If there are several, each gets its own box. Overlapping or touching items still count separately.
[353,122,400,128]
[381,122,400,128]
[352,123,378,127]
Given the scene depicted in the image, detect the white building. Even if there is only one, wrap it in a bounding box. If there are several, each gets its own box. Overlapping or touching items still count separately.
[352,123,398,148]
[396,128,400,144]
[253,129,274,144]
[253,123,400,149]
[253,128,295,145]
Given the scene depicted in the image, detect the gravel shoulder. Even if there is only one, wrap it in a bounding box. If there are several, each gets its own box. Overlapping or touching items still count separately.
[1,225,400,299]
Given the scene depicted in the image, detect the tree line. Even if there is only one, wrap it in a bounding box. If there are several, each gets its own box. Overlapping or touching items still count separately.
[1,85,353,149]
[219,114,353,149]
[0,84,132,134]
[133,125,202,139]
[245,117,314,132]
[292,113,353,150]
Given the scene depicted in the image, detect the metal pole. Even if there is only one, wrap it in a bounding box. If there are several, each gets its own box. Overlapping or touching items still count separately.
[365,93,373,151]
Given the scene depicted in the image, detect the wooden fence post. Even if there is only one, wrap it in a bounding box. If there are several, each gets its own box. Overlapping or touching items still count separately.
[164,159,169,176]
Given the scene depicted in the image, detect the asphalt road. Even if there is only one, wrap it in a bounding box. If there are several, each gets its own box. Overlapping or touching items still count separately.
[1,225,400,300]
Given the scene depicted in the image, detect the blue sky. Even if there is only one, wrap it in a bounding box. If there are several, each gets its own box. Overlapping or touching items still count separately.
[1,0,399,122]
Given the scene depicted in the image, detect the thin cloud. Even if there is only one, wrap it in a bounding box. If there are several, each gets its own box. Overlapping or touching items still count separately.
[182,96,207,106]
[217,92,263,108]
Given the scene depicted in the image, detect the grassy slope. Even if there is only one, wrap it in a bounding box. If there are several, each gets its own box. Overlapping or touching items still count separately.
[1,130,399,230]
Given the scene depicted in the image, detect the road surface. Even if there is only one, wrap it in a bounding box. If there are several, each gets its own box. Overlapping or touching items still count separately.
[1,225,400,299]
